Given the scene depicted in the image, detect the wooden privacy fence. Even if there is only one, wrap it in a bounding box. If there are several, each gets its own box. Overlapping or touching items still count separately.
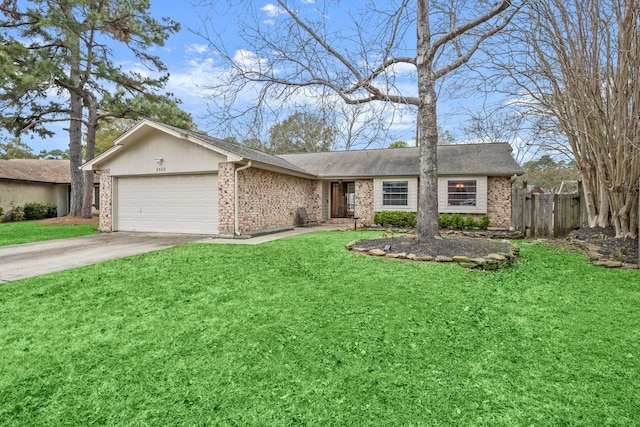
[512,187,587,238]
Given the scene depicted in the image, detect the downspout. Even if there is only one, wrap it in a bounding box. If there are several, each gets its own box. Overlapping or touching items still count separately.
[234,161,252,236]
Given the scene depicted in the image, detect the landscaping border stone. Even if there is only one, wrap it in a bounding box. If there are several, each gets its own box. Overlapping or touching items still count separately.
[346,240,519,270]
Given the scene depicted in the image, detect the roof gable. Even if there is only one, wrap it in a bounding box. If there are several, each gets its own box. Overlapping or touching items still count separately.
[83,120,314,177]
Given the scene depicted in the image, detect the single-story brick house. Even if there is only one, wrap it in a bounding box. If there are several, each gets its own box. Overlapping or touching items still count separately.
[81,119,524,236]
[0,159,98,219]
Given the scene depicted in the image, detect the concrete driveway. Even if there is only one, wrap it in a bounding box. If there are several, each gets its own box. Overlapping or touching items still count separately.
[0,232,208,283]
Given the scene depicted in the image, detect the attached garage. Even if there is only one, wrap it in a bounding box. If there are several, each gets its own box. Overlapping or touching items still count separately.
[116,174,218,234]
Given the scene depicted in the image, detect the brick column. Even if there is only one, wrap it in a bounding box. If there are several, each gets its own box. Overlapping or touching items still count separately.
[98,169,113,232]
[217,162,236,236]
[487,176,513,229]
[355,179,375,224]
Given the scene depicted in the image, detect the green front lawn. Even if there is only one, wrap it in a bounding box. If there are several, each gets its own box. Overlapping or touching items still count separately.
[0,221,97,246]
[0,231,638,425]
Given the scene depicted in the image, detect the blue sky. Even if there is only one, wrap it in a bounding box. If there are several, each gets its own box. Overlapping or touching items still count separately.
[11,1,512,154]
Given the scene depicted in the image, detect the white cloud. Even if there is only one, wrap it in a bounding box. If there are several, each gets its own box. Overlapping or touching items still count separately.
[261,3,282,17]
[260,3,286,24]
[185,43,209,54]
[167,58,221,100]
[232,49,268,72]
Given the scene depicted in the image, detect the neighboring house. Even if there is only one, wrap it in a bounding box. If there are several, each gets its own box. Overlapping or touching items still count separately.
[82,120,524,236]
[0,159,99,219]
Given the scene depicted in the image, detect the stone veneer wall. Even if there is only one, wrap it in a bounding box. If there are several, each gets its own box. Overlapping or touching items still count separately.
[98,169,113,232]
[487,176,513,229]
[218,163,321,235]
[354,179,375,224]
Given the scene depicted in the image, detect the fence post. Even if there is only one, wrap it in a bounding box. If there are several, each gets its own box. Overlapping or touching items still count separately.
[578,179,588,228]
[551,193,564,237]
[530,193,536,237]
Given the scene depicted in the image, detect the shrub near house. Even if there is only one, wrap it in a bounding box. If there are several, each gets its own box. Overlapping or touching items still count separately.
[439,213,490,230]
[1,203,57,222]
[373,211,417,228]
[374,211,490,230]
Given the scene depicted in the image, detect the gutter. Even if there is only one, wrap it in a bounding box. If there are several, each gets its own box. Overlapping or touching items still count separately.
[234,161,252,236]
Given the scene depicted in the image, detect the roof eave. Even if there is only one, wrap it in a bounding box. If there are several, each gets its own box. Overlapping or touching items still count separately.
[81,144,126,170]
[242,160,317,179]
[0,177,60,184]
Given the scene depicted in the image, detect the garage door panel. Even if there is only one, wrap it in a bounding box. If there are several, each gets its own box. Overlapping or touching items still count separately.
[117,175,218,234]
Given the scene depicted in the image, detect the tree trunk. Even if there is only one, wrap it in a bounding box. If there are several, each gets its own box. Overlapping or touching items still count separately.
[65,1,84,217]
[68,94,83,216]
[414,0,441,240]
[82,101,98,218]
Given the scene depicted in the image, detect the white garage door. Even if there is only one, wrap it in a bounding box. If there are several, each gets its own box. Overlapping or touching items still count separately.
[117,174,218,234]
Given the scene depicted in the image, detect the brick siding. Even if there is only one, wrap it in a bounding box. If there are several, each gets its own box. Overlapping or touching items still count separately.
[219,163,321,235]
[487,176,513,229]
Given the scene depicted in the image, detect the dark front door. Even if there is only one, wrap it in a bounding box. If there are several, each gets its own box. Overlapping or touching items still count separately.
[330,181,355,218]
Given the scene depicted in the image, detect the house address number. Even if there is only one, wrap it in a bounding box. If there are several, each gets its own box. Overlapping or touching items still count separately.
[156,167,166,172]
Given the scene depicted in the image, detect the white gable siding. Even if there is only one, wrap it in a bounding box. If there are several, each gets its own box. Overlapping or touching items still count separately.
[373,177,418,212]
[438,176,488,214]
[101,130,226,176]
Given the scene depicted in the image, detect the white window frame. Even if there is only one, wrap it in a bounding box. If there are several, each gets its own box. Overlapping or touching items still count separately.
[382,180,409,207]
[438,176,487,214]
[447,179,477,207]
[374,177,418,212]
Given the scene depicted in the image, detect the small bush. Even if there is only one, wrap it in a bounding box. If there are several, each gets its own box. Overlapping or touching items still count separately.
[438,213,451,228]
[24,202,57,220]
[9,206,25,222]
[478,215,490,230]
[373,211,417,228]
[438,213,491,230]
[450,213,464,229]
[46,204,57,218]
[464,214,476,229]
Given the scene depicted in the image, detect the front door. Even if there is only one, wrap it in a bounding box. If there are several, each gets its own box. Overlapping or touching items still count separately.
[330,181,355,218]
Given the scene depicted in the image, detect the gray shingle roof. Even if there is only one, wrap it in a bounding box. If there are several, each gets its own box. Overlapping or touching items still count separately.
[279,143,523,177]
[157,122,314,176]
[0,159,74,183]
[131,120,523,178]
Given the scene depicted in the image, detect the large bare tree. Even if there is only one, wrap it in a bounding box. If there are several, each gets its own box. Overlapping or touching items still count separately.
[200,0,521,240]
[502,0,640,238]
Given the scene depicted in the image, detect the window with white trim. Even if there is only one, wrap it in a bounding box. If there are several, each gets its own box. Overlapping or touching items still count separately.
[382,181,408,206]
[447,180,477,206]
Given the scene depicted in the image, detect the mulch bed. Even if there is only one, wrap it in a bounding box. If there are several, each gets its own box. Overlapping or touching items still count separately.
[37,215,99,226]
[551,227,638,267]
[353,227,638,269]
[352,233,514,259]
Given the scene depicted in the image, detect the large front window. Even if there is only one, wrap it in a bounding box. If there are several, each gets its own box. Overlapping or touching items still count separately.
[447,180,477,206]
[383,181,408,206]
